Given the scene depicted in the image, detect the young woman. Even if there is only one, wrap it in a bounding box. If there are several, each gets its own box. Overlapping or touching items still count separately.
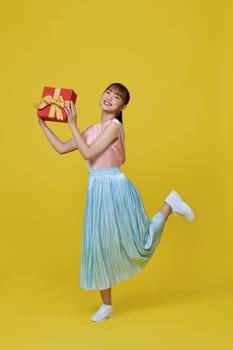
[38,83,194,323]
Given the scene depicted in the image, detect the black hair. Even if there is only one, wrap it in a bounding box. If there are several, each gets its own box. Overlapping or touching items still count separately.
[104,83,130,124]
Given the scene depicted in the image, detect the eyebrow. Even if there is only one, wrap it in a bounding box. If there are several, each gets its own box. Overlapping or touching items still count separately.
[109,88,123,98]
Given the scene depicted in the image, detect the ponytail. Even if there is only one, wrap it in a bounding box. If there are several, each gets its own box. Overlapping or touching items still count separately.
[116,111,123,124]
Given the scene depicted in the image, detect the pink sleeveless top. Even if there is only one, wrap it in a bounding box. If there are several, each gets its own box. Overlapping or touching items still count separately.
[84,119,125,170]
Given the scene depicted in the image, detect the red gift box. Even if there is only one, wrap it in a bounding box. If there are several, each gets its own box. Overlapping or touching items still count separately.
[37,87,77,122]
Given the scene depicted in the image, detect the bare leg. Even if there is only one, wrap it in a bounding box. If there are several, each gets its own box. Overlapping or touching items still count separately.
[159,202,172,221]
[91,289,113,322]
[100,288,112,305]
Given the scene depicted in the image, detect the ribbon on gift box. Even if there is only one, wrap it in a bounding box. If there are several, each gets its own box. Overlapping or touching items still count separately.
[36,88,70,120]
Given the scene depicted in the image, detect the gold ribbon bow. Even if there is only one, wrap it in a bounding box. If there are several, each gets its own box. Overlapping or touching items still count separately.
[36,88,70,120]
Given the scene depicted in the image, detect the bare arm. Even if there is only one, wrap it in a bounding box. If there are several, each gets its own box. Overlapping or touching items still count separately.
[66,103,119,160]
[38,117,78,154]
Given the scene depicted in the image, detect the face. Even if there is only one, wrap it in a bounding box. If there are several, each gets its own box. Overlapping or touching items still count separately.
[100,86,126,115]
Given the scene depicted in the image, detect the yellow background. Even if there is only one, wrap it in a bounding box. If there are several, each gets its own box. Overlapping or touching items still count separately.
[0,0,232,349]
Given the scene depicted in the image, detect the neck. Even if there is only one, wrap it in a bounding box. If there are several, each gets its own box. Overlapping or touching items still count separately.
[100,111,116,123]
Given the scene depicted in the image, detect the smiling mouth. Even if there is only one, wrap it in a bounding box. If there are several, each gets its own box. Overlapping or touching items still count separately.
[104,100,112,106]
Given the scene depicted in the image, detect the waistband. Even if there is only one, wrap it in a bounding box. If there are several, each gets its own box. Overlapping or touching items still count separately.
[88,167,121,176]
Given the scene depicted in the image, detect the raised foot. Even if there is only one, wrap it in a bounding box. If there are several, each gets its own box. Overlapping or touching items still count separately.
[165,191,195,221]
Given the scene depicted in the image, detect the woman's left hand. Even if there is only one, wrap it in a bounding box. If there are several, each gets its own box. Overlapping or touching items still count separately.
[65,102,77,127]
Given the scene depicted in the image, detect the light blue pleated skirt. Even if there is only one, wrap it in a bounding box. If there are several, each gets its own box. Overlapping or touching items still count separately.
[80,167,165,290]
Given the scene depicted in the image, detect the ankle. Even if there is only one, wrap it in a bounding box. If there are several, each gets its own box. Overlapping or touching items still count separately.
[159,202,172,220]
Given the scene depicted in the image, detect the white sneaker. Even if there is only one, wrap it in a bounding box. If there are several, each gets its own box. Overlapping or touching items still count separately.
[91,304,114,323]
[165,191,195,221]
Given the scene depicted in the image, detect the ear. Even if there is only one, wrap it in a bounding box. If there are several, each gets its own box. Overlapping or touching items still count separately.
[122,104,127,111]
